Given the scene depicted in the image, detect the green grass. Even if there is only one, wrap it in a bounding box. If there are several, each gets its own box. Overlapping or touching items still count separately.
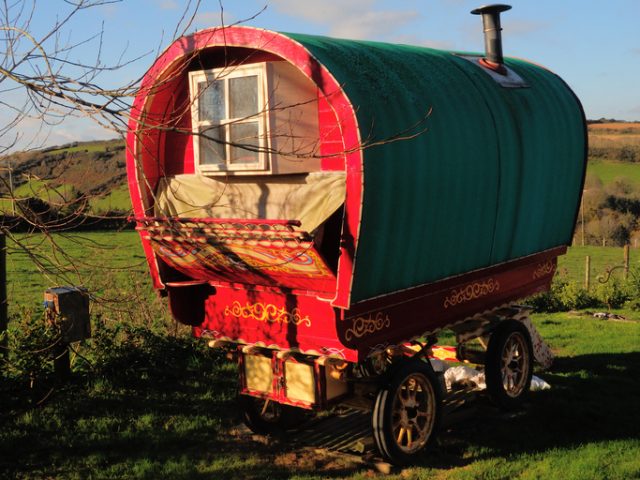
[46,140,121,155]
[5,231,153,317]
[12,178,77,204]
[0,178,77,214]
[89,185,132,213]
[587,158,640,187]
[1,178,131,215]
[1,235,639,479]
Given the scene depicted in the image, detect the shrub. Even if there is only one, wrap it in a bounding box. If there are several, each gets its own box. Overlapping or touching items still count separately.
[1,310,61,396]
[618,146,638,162]
[593,279,629,310]
[528,279,569,312]
[558,282,598,310]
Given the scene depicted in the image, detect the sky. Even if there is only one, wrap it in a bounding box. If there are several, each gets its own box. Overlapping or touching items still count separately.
[3,0,640,149]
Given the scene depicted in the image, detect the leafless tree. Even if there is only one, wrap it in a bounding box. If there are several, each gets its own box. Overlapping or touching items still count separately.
[0,0,210,320]
[0,0,431,316]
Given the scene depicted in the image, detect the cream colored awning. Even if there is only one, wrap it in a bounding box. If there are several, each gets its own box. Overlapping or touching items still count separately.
[154,172,346,232]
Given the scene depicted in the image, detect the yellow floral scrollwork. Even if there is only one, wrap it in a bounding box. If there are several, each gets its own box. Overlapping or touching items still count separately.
[533,261,555,279]
[344,312,391,341]
[443,279,500,309]
[224,301,311,327]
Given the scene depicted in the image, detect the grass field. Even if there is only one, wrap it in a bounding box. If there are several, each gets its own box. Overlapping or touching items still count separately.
[1,179,132,215]
[88,185,132,213]
[4,230,162,321]
[587,159,640,187]
[46,140,122,155]
[557,244,635,285]
[1,234,639,479]
[0,178,78,213]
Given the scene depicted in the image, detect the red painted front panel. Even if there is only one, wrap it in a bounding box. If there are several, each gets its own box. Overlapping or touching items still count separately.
[196,287,355,361]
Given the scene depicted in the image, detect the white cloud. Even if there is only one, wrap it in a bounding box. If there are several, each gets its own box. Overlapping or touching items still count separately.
[158,0,178,10]
[505,19,549,36]
[269,0,419,40]
[2,115,115,153]
[269,0,372,23]
[330,10,418,40]
[195,11,235,28]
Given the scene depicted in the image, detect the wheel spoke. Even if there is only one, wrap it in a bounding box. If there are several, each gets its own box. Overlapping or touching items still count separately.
[499,332,531,395]
[397,427,406,444]
[260,399,270,417]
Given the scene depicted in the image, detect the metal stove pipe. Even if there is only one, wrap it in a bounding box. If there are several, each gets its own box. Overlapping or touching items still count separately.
[471,4,512,71]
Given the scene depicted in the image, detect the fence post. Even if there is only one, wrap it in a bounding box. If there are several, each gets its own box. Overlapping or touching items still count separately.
[585,255,591,291]
[624,244,630,280]
[0,234,7,360]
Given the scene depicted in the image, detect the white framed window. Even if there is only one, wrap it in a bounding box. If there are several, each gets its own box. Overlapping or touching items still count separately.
[189,64,268,173]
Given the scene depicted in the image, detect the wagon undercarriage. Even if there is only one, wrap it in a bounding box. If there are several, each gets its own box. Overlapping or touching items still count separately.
[209,304,551,465]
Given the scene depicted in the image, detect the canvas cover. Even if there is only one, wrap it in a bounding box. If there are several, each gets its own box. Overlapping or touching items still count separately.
[155,172,346,232]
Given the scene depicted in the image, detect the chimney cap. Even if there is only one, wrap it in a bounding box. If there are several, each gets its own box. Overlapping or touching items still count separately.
[471,4,512,15]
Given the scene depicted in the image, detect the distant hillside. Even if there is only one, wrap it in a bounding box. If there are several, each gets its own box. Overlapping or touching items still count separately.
[0,139,130,215]
[588,121,640,163]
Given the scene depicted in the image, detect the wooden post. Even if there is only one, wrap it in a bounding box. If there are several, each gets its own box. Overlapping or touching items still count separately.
[0,234,7,360]
[624,244,630,280]
[585,255,591,291]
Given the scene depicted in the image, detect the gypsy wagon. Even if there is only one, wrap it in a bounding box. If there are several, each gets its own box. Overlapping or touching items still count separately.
[127,5,587,465]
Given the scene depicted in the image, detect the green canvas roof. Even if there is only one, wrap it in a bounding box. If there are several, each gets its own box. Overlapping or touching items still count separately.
[286,33,587,304]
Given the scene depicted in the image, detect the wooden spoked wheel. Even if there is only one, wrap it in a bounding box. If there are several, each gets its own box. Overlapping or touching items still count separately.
[373,360,441,465]
[485,320,533,409]
[500,331,530,397]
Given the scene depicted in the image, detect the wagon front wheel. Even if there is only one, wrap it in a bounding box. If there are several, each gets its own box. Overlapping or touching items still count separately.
[239,395,307,435]
[485,319,533,410]
[372,360,441,465]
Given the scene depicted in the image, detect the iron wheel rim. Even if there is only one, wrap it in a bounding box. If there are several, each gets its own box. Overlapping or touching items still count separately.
[390,373,436,454]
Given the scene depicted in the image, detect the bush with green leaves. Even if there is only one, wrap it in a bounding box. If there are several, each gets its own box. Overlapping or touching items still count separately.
[528,279,568,312]
[593,278,629,310]
[1,311,227,410]
[528,276,629,313]
[1,310,61,393]
[557,281,599,310]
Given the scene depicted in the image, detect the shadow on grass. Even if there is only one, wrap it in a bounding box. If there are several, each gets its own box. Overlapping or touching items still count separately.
[422,351,640,467]
[0,328,364,480]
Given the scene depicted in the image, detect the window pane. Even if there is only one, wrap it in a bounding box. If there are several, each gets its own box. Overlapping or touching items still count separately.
[229,122,259,165]
[199,126,226,165]
[198,80,225,121]
[229,75,258,119]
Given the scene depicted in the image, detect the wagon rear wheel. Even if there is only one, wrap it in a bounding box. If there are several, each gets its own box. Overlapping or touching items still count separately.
[485,320,533,409]
[372,360,441,465]
[239,395,307,435]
